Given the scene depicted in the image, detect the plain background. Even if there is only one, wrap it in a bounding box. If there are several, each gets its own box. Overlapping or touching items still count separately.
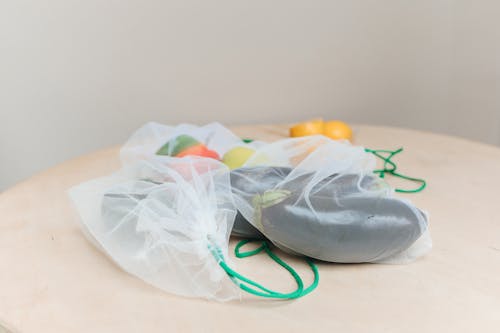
[1,0,499,191]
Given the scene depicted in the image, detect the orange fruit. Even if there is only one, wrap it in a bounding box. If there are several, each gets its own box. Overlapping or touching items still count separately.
[323,120,353,141]
[176,144,220,159]
[289,119,325,137]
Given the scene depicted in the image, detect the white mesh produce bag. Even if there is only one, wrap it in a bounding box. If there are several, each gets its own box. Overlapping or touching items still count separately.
[69,157,241,301]
[229,135,431,263]
[120,122,264,166]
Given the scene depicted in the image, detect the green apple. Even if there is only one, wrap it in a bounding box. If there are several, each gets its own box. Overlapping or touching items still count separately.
[156,134,200,156]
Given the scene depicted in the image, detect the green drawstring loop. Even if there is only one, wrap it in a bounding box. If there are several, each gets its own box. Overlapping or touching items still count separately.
[365,147,427,193]
[209,240,319,299]
[235,240,319,297]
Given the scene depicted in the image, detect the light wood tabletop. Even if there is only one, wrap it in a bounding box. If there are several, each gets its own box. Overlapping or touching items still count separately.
[1,124,499,333]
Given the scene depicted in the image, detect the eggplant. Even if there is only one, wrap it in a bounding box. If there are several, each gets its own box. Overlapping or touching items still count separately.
[230,166,427,263]
[230,167,291,239]
[229,167,381,240]
[232,212,264,239]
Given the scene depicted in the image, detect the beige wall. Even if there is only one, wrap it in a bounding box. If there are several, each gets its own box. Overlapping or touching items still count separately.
[1,0,499,190]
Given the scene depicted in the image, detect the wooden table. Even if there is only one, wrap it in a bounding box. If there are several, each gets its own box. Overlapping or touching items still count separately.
[1,125,499,333]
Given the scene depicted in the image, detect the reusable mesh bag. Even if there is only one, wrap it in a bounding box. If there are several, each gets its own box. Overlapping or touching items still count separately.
[120,122,264,166]
[119,121,266,239]
[229,135,431,263]
[69,157,242,301]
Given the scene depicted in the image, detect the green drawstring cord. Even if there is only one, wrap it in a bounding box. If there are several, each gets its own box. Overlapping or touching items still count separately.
[235,240,319,297]
[241,136,425,193]
[365,147,427,193]
[209,240,319,299]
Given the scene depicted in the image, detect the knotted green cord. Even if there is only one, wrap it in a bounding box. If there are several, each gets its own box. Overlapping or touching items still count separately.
[209,240,319,299]
[365,147,426,193]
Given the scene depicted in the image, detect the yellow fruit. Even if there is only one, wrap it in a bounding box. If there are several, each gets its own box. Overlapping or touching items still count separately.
[222,146,256,170]
[289,119,325,137]
[323,120,353,141]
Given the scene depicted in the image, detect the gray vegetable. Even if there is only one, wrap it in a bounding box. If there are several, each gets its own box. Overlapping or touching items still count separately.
[230,166,427,263]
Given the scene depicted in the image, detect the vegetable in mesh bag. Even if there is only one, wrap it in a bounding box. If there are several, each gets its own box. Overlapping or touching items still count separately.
[69,157,241,301]
[230,136,431,263]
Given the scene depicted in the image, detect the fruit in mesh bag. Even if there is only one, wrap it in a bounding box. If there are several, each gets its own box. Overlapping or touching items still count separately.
[157,134,220,160]
[222,146,256,170]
